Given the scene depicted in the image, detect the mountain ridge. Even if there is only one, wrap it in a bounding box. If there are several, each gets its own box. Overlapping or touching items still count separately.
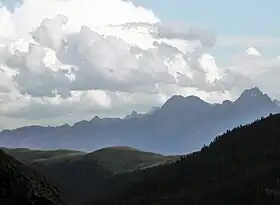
[0,87,279,154]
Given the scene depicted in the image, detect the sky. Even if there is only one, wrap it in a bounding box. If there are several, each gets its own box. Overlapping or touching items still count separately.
[133,0,280,36]
[0,0,279,129]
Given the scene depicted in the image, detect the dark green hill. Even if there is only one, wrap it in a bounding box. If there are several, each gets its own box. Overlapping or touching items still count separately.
[31,153,112,205]
[0,149,65,205]
[2,148,85,164]
[88,146,176,174]
[94,114,280,205]
[22,146,174,205]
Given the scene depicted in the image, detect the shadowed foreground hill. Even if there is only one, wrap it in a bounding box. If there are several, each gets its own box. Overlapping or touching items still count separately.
[0,150,65,205]
[31,146,176,205]
[2,146,176,205]
[30,152,111,205]
[94,114,280,205]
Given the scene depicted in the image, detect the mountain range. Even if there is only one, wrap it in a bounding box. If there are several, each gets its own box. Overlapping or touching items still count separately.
[0,87,280,154]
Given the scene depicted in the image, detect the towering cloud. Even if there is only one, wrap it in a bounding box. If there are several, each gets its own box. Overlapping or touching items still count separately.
[0,0,279,129]
[150,23,217,48]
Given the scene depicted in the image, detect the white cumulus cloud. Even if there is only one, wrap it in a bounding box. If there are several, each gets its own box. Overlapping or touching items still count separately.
[0,0,279,129]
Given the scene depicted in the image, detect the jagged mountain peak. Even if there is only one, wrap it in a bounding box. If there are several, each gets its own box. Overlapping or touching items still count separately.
[161,95,185,109]
[162,95,207,109]
[222,100,233,105]
[233,87,280,113]
[242,87,264,96]
[166,95,185,102]
[236,87,271,102]
[0,87,279,154]
[92,116,101,120]
[185,95,205,102]
[124,110,141,119]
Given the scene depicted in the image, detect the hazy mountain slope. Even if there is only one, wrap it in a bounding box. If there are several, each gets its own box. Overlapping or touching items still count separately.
[1,147,85,164]
[0,149,65,205]
[95,113,280,205]
[0,87,279,154]
[274,99,280,107]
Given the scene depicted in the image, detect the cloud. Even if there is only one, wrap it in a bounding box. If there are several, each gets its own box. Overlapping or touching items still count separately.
[0,0,23,12]
[223,47,280,98]
[0,0,279,129]
[1,90,111,119]
[1,11,221,98]
[0,69,14,93]
[0,0,189,125]
[32,14,68,50]
[117,22,217,48]
[5,43,72,98]
[151,23,217,48]
[217,36,280,47]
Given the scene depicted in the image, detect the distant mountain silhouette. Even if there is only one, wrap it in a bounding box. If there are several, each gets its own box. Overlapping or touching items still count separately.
[0,87,279,154]
[0,149,65,205]
[124,111,145,120]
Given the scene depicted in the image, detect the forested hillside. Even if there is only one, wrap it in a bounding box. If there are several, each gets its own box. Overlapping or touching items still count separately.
[93,114,280,205]
[0,150,65,205]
